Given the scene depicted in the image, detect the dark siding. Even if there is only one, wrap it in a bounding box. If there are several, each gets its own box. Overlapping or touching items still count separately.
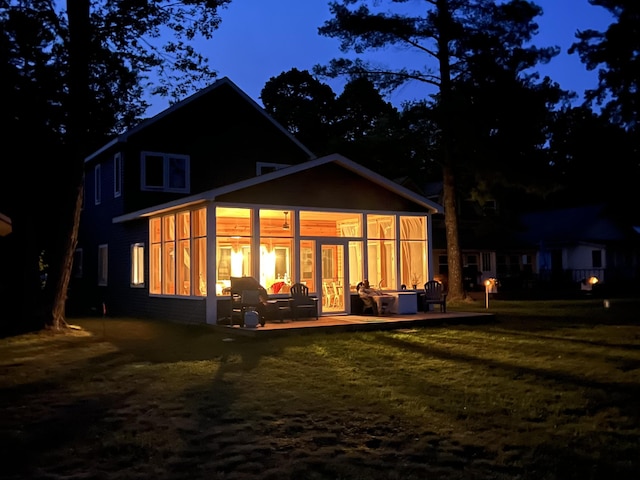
[218,163,426,212]
[120,82,313,214]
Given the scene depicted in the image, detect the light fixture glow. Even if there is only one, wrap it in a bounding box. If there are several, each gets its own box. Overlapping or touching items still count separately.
[282,211,290,230]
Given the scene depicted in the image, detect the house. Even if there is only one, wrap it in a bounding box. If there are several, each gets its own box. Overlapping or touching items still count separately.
[423,182,538,292]
[514,204,640,293]
[72,77,443,324]
[425,180,640,296]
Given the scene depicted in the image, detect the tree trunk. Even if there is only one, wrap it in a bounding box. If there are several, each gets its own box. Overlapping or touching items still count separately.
[435,0,467,302]
[50,0,90,330]
[442,164,465,301]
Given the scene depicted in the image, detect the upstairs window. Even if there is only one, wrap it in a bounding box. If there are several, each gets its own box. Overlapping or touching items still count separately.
[141,151,190,193]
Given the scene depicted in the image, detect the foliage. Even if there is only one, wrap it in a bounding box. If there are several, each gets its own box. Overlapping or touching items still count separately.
[313,0,569,302]
[260,68,336,153]
[0,0,231,335]
[545,105,638,208]
[569,0,640,131]
[261,69,416,179]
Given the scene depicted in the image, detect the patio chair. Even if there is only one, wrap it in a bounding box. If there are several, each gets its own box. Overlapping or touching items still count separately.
[422,280,447,313]
[230,276,268,326]
[290,282,319,320]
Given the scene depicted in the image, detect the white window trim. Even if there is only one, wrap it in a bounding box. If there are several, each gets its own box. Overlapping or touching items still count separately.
[131,242,145,287]
[140,151,190,193]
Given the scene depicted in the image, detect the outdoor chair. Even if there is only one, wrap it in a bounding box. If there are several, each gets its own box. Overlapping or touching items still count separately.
[230,276,268,326]
[289,282,319,320]
[422,280,447,313]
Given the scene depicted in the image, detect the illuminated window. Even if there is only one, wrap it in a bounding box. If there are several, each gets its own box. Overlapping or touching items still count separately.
[367,215,396,289]
[131,243,144,287]
[215,207,252,295]
[399,216,426,287]
[193,208,207,296]
[299,211,362,237]
[260,209,293,291]
[148,208,206,296]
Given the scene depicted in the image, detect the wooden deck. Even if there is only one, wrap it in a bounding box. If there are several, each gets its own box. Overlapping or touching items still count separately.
[213,310,496,337]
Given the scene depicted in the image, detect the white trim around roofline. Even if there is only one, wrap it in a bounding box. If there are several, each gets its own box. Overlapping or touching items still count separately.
[112,153,443,224]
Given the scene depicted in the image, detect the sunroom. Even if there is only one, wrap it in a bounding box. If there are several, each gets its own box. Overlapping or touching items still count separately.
[120,154,442,324]
[146,203,434,323]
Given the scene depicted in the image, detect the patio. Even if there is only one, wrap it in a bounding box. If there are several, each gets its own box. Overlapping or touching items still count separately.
[214,310,495,337]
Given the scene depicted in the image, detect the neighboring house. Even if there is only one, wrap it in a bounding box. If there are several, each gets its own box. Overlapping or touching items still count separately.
[73,77,443,323]
[424,179,640,295]
[515,204,640,292]
[423,182,537,292]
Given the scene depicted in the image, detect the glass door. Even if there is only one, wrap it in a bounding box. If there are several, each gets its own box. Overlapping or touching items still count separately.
[319,242,348,315]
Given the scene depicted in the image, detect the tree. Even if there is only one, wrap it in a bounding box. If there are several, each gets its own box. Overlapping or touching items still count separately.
[260,68,336,155]
[314,0,562,301]
[569,0,640,131]
[2,0,231,334]
[545,105,637,210]
[568,0,640,203]
[261,70,413,180]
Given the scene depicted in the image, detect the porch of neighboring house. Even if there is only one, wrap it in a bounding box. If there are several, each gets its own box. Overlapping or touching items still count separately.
[213,310,495,337]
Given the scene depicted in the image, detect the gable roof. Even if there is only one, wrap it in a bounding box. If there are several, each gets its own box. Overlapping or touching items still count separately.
[516,204,640,246]
[113,153,443,223]
[85,76,315,162]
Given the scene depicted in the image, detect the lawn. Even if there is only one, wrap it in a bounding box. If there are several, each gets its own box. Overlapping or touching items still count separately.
[1,297,639,479]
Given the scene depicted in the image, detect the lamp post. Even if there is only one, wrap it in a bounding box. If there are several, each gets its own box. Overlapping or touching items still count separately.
[484,278,497,309]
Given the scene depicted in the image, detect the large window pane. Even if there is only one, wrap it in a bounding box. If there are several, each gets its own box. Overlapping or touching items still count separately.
[299,211,361,237]
[348,241,363,292]
[367,214,395,239]
[193,208,207,296]
[215,207,253,296]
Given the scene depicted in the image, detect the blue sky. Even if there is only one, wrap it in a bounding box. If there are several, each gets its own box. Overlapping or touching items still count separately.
[149,0,614,115]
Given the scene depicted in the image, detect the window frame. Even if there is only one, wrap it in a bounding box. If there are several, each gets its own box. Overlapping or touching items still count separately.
[131,243,145,287]
[140,151,190,193]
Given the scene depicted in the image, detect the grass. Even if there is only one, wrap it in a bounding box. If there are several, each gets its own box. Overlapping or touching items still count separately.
[1,297,639,479]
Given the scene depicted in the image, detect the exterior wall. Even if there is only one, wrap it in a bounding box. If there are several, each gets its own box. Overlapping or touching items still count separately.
[566,244,606,282]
